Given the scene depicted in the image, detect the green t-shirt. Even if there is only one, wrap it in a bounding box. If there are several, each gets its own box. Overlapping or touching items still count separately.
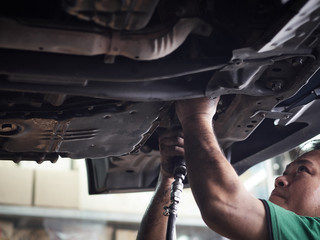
[263,200,320,240]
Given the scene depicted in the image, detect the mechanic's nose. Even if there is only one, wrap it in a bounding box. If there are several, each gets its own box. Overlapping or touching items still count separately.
[275,176,288,187]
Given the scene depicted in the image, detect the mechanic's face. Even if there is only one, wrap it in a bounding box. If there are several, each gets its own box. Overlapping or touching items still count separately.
[269,150,320,217]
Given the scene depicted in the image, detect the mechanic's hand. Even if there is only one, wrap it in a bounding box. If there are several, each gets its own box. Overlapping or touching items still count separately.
[175,97,220,126]
[158,129,185,179]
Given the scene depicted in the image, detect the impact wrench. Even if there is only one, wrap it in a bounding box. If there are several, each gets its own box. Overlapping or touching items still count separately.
[163,156,187,240]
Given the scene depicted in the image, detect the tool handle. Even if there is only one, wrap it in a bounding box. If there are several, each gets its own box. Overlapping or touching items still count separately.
[166,213,177,240]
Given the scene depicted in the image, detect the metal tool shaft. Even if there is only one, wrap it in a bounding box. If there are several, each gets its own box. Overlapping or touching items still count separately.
[164,157,187,240]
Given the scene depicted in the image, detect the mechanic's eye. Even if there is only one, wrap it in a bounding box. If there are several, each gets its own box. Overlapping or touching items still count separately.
[297,166,308,173]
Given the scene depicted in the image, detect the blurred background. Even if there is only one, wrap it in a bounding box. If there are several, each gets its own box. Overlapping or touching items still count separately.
[0,135,318,240]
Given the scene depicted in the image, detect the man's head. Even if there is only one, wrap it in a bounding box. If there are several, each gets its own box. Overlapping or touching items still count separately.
[269,146,320,217]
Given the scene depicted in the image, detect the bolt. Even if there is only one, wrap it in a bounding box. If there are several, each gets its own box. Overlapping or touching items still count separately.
[271,81,283,92]
[141,145,152,153]
[1,124,13,132]
[273,84,281,91]
[0,123,18,133]
[50,158,58,164]
[13,159,21,164]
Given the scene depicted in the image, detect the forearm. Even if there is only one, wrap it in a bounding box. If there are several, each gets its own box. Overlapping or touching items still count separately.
[136,174,173,240]
[181,116,255,236]
[182,117,240,199]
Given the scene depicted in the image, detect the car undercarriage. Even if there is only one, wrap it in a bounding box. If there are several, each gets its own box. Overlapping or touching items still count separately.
[1,0,320,193]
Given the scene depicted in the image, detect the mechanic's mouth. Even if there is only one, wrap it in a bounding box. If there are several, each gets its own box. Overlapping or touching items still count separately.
[270,190,286,200]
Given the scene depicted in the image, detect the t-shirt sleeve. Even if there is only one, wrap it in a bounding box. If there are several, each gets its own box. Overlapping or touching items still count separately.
[262,200,320,240]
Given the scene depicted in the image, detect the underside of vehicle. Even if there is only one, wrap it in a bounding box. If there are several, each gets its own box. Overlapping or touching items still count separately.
[1,0,320,194]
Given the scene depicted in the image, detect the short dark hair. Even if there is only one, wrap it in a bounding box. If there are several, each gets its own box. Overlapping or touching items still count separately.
[298,139,320,156]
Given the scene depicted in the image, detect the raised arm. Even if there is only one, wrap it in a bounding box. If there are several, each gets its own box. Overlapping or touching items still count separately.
[176,97,269,240]
[136,130,184,240]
